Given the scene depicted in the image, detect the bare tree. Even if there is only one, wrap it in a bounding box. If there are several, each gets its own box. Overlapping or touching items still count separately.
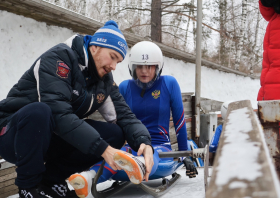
[234,0,247,70]
[191,0,196,50]
[151,0,162,42]
[218,0,228,66]
[45,0,265,75]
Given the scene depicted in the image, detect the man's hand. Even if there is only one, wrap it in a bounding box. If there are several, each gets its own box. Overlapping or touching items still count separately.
[183,158,198,178]
[101,146,122,171]
[137,143,154,182]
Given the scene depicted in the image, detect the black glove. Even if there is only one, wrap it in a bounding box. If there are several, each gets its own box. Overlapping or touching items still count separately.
[183,157,198,178]
[261,0,277,7]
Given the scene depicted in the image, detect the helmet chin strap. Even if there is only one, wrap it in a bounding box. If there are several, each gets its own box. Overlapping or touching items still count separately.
[140,84,146,98]
[135,71,161,97]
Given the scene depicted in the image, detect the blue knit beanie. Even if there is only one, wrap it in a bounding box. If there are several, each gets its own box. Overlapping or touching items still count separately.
[89,20,128,59]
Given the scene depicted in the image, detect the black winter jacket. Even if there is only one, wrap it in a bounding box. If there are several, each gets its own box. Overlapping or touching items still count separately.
[0,34,152,157]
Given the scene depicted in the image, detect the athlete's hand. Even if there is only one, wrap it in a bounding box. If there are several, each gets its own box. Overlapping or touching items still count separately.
[137,144,154,182]
[183,157,198,178]
[101,146,122,171]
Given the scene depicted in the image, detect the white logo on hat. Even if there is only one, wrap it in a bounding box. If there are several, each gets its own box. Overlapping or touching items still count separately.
[118,41,127,51]
[97,38,107,43]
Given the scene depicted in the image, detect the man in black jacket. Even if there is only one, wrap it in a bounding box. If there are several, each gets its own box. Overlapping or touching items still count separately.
[0,20,153,198]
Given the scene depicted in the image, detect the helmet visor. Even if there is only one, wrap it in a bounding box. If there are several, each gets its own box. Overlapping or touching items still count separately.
[131,61,161,80]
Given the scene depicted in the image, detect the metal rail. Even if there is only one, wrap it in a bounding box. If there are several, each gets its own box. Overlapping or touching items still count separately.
[195,0,202,138]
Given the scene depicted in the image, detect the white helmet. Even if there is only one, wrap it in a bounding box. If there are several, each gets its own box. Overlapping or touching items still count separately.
[128,41,164,80]
[221,101,233,120]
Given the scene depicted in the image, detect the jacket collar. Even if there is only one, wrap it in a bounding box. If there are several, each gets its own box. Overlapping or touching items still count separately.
[64,34,88,71]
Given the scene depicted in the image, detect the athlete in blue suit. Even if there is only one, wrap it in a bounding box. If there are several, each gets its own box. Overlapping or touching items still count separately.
[119,75,188,151]
[209,125,223,153]
[208,101,231,165]
[209,101,231,153]
[69,41,198,198]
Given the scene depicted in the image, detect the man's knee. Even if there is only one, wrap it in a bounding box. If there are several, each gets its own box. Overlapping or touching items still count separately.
[19,102,52,120]
[16,102,55,133]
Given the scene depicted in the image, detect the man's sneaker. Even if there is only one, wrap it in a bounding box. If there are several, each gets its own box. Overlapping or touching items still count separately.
[37,179,79,198]
[113,151,146,184]
[68,170,96,198]
[19,187,51,198]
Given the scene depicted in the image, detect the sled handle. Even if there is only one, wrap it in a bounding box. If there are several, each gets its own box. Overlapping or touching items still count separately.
[158,148,205,159]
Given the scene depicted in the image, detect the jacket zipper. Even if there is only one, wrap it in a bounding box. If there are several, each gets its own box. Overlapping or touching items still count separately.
[84,94,94,115]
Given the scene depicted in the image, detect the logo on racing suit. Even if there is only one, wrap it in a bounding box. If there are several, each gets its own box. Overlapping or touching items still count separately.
[152,90,160,99]
[96,93,105,103]
[56,61,70,78]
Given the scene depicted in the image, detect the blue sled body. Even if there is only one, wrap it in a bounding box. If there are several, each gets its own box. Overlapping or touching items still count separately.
[111,140,203,182]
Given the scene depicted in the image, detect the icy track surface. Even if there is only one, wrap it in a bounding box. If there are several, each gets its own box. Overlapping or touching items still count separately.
[8,167,208,198]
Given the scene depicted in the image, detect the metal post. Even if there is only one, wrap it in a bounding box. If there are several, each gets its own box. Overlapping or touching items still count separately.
[195,0,202,138]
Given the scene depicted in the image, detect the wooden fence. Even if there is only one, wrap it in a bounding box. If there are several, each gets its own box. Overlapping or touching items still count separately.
[0,158,17,198]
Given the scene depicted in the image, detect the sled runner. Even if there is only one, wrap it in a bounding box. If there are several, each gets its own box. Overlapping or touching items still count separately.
[91,145,209,198]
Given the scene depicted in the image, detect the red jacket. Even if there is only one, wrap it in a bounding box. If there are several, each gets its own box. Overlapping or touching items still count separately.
[257,1,280,101]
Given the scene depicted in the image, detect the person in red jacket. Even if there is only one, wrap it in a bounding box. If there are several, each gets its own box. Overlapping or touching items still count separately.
[258,0,280,101]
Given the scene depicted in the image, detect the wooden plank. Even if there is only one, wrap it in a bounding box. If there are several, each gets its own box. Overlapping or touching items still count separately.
[169,123,191,144]
[0,166,16,177]
[0,178,15,188]
[183,101,192,112]
[206,100,280,198]
[0,172,17,182]
[0,160,15,170]
[0,183,17,194]
[200,98,223,113]
[0,188,18,198]
[182,93,193,102]
[171,143,178,151]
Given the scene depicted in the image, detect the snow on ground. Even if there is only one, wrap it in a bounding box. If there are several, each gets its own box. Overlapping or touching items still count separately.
[0,10,260,109]
[8,167,209,198]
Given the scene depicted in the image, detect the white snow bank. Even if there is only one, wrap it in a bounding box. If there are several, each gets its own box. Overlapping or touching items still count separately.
[0,10,260,109]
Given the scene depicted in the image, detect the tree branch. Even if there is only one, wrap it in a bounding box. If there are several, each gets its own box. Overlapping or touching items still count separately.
[163,10,220,33]
[113,7,151,16]
[161,0,180,10]
[162,30,186,43]
[162,2,196,9]
[123,23,151,31]
[162,10,193,16]
[162,24,193,33]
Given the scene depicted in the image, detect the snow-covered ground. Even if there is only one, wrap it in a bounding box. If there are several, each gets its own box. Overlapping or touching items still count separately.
[0,10,260,109]
[8,167,210,198]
